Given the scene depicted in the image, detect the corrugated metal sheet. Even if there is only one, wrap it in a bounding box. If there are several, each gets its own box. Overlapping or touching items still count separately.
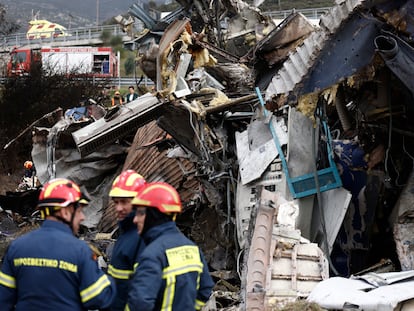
[265,0,366,101]
[97,121,199,232]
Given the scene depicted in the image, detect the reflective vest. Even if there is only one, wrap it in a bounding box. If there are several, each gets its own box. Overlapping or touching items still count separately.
[111,97,123,106]
[126,221,214,311]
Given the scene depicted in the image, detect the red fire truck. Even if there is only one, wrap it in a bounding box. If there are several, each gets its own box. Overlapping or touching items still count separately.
[7,46,119,77]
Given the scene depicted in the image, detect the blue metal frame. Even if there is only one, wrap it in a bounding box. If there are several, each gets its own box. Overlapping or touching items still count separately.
[255,87,342,199]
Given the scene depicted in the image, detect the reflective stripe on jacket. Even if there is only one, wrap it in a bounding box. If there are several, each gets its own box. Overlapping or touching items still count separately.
[0,220,116,311]
[108,212,145,311]
[126,221,214,311]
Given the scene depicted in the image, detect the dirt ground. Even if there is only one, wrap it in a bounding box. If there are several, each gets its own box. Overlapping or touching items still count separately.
[0,173,21,195]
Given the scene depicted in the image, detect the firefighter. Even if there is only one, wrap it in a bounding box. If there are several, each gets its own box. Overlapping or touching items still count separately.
[125,182,214,311]
[108,170,146,311]
[19,160,37,190]
[0,178,116,311]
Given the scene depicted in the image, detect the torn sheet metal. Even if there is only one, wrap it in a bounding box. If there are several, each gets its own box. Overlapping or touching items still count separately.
[235,115,288,186]
[71,93,162,157]
[240,189,328,309]
[307,271,414,310]
[286,107,317,189]
[311,187,352,254]
[235,158,284,248]
[98,120,198,228]
[255,12,315,67]
[264,0,375,102]
[235,131,276,186]
[156,18,192,91]
[224,6,274,57]
[296,13,382,97]
[31,122,127,228]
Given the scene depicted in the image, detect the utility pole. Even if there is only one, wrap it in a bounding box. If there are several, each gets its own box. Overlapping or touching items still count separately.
[96,0,99,26]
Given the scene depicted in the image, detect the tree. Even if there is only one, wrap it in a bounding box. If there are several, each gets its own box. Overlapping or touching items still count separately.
[0,4,19,35]
[124,56,135,76]
[0,63,110,169]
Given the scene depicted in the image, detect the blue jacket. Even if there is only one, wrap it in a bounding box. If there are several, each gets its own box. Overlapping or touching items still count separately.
[126,221,214,311]
[108,212,145,310]
[0,220,116,311]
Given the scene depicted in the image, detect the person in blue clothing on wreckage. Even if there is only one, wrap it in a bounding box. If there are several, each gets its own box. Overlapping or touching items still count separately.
[107,169,147,311]
[125,181,214,311]
[0,178,116,311]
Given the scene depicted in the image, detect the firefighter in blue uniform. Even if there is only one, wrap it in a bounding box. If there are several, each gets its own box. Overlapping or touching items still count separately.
[107,170,146,310]
[0,178,116,311]
[125,182,214,311]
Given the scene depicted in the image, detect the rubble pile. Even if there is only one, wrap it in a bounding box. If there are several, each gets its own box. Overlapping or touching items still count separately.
[3,0,414,310]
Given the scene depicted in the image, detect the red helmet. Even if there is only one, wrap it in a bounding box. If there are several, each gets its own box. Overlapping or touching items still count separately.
[109,170,146,198]
[131,182,182,214]
[37,178,87,217]
[24,160,33,169]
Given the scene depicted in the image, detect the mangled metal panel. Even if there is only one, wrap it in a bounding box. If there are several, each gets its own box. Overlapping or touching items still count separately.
[71,93,162,157]
[310,188,352,254]
[268,196,329,307]
[243,188,276,311]
[31,120,128,228]
[235,158,285,248]
[240,189,328,309]
[97,119,234,273]
[308,271,414,310]
[264,0,369,103]
[98,120,199,231]
[255,12,315,67]
[156,18,191,91]
[296,13,382,97]
[235,116,287,186]
[224,5,275,57]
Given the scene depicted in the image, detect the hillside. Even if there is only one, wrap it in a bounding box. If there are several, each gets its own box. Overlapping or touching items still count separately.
[2,0,335,33]
[2,0,134,30]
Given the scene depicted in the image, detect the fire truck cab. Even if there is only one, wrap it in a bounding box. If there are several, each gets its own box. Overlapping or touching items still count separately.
[7,48,41,76]
[7,47,118,78]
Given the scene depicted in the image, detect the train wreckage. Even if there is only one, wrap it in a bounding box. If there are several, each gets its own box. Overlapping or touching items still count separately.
[3,0,414,310]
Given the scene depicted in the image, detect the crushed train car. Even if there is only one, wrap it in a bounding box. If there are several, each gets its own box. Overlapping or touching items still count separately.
[3,0,414,310]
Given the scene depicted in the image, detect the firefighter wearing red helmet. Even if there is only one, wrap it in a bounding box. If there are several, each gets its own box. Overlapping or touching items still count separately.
[108,169,146,311]
[125,182,214,311]
[0,178,116,311]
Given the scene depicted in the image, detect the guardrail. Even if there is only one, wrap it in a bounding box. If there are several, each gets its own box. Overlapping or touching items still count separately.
[264,7,331,20]
[1,24,133,52]
[1,7,331,51]
[0,76,154,88]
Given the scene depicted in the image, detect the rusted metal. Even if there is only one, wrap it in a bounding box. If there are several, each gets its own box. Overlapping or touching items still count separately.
[245,189,276,311]
[97,121,199,232]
